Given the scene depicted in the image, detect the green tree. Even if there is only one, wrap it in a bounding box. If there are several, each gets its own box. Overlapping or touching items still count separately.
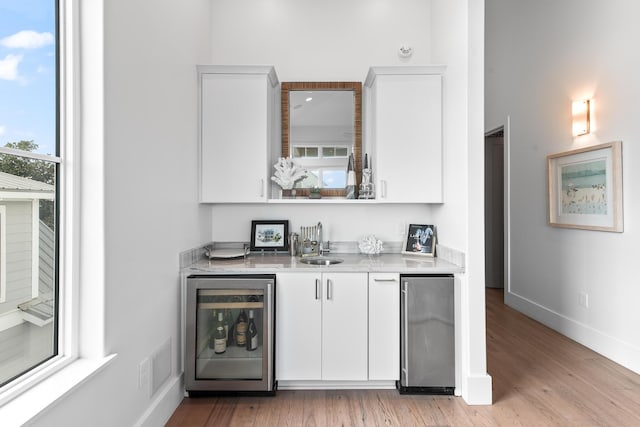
[0,140,56,228]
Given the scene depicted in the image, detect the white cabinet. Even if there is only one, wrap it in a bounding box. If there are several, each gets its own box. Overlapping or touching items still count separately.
[198,65,279,203]
[368,273,400,381]
[276,272,368,381]
[364,66,445,203]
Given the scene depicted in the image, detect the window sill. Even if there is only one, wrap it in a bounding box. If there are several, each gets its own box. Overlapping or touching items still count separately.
[0,354,117,426]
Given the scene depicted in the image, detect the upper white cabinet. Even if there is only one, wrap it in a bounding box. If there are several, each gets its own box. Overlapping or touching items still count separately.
[364,66,445,203]
[198,65,279,203]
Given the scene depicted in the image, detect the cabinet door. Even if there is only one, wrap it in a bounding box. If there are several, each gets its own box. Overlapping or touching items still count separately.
[321,272,368,381]
[372,72,443,203]
[368,273,400,380]
[199,70,272,203]
[276,272,322,380]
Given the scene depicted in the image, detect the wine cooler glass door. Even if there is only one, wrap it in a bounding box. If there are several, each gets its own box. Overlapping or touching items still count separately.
[186,275,274,392]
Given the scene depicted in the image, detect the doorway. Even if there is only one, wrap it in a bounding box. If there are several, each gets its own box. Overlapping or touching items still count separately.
[484,127,504,289]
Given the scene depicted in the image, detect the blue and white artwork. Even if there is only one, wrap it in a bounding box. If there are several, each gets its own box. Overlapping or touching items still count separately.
[561,159,607,215]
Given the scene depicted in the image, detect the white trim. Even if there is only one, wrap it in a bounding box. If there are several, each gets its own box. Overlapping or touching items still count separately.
[277,380,397,390]
[505,291,640,375]
[0,205,5,303]
[31,200,39,299]
[133,375,184,427]
[0,354,116,426]
[462,374,493,405]
[0,0,83,408]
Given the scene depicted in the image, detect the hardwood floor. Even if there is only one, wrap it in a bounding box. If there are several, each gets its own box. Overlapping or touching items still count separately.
[166,288,640,426]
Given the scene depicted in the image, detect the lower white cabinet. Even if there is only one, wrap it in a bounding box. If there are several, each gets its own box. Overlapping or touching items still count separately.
[368,273,400,381]
[276,272,368,381]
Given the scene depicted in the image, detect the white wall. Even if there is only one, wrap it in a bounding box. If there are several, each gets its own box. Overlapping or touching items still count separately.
[210,0,432,82]
[208,0,437,244]
[29,0,213,426]
[209,0,492,404]
[486,0,640,374]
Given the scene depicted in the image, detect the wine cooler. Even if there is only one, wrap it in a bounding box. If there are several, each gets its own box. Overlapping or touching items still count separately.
[185,275,275,394]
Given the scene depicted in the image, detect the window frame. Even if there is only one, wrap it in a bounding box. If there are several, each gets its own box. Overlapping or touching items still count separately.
[0,0,75,406]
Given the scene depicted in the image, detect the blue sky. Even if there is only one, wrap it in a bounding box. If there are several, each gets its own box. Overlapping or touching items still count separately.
[0,0,56,155]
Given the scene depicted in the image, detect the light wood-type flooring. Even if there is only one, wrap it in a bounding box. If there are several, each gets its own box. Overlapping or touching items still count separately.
[166,288,640,426]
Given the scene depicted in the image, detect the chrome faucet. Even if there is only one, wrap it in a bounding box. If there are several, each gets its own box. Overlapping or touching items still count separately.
[317,222,330,255]
[317,222,324,255]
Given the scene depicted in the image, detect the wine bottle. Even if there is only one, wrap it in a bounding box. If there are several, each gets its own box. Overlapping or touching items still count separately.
[213,312,227,354]
[246,310,259,351]
[235,309,248,347]
[224,309,233,342]
[207,310,217,349]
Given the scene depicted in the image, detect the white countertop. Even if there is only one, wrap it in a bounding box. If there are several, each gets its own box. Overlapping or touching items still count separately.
[183,252,464,275]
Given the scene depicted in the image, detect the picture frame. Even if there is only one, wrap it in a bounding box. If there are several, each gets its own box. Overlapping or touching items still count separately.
[250,220,289,252]
[402,224,436,257]
[547,141,623,232]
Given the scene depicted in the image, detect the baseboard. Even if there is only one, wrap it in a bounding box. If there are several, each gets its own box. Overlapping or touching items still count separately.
[462,374,492,405]
[277,380,396,390]
[506,291,640,375]
[134,374,183,427]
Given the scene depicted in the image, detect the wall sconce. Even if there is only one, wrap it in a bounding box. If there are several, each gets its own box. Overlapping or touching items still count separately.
[572,99,590,136]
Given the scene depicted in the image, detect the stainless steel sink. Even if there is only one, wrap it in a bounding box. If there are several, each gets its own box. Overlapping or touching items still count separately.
[299,256,344,266]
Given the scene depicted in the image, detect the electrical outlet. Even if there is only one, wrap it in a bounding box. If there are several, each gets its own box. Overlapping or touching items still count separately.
[138,357,150,389]
[579,292,589,309]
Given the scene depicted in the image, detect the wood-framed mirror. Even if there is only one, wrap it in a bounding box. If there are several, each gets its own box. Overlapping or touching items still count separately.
[281,82,362,198]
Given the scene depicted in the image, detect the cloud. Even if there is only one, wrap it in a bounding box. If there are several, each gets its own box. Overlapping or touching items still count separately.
[1,30,54,49]
[0,54,23,80]
[0,126,5,136]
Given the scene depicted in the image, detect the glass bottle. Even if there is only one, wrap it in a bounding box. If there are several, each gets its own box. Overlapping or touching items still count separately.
[235,309,248,347]
[207,309,217,349]
[224,309,233,342]
[212,311,226,354]
[246,310,259,351]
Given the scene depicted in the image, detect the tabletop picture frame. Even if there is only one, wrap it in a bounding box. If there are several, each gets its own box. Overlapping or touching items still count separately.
[250,220,289,252]
[402,224,436,257]
[547,141,623,232]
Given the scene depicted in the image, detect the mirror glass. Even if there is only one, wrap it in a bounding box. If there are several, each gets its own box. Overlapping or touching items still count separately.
[282,82,362,197]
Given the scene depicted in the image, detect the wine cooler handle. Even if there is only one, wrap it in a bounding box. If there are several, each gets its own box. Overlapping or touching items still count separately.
[326,279,332,300]
[402,282,409,383]
[315,278,320,300]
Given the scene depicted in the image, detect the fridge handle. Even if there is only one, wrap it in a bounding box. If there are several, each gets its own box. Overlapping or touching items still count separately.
[402,281,409,385]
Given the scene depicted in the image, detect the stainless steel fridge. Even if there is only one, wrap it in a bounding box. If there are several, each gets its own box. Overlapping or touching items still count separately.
[399,274,455,395]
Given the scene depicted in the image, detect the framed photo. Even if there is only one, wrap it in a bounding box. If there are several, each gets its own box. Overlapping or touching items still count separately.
[402,224,436,257]
[547,141,623,232]
[250,220,289,252]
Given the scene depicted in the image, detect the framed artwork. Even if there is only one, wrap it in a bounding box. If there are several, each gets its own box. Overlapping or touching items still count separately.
[547,141,623,232]
[402,224,436,257]
[250,220,289,251]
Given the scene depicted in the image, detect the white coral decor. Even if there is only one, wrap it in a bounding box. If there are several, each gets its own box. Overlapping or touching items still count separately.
[271,157,307,190]
[359,235,383,255]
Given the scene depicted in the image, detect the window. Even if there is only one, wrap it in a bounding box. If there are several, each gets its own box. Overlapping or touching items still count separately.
[291,144,349,189]
[0,0,60,389]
